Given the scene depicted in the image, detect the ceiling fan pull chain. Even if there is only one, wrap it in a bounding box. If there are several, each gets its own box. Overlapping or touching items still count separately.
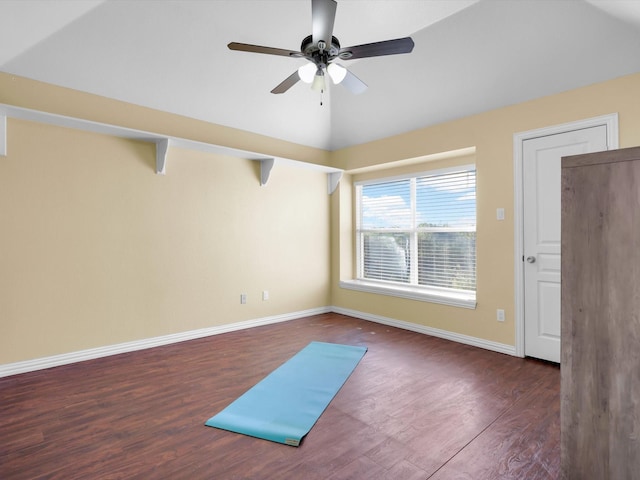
[320,89,324,106]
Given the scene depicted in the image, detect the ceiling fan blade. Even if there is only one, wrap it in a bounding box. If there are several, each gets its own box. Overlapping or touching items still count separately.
[340,68,367,95]
[339,37,415,60]
[271,71,301,94]
[228,42,301,57]
[312,0,337,47]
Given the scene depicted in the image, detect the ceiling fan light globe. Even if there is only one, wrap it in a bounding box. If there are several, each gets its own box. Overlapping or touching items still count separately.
[327,63,347,84]
[311,73,326,92]
[298,63,316,83]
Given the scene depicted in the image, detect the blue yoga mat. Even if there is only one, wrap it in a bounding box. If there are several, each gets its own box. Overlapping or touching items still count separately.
[205,341,367,446]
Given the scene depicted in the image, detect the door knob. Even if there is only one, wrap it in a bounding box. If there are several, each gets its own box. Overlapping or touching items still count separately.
[526,256,536,263]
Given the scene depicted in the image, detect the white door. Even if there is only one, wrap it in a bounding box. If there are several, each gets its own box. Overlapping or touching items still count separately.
[523,126,608,363]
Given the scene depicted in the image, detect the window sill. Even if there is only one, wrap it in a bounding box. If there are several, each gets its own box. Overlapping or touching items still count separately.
[339,279,477,310]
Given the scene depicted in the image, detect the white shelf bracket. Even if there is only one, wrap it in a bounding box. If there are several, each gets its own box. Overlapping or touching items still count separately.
[328,171,343,195]
[260,158,275,186]
[156,138,170,175]
[0,115,6,157]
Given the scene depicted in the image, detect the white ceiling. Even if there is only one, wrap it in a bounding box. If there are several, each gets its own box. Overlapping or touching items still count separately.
[1,0,640,151]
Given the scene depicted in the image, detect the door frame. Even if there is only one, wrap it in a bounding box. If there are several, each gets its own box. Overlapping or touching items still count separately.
[513,113,619,358]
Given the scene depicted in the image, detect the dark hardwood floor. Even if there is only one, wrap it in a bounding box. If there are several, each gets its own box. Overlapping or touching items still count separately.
[0,313,560,479]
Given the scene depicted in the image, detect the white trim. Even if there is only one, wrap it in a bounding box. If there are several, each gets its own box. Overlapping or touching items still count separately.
[0,114,6,156]
[513,113,619,357]
[0,304,518,378]
[332,306,516,356]
[0,307,330,378]
[340,279,476,309]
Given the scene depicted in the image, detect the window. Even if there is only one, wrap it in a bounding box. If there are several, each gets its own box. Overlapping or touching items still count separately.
[348,165,476,308]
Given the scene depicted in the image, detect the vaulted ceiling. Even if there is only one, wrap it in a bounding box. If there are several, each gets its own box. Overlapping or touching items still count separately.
[1,0,640,151]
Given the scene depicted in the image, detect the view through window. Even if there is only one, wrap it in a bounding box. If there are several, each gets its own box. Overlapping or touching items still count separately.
[356,165,476,295]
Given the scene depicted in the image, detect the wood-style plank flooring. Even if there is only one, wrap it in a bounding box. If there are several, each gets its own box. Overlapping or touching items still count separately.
[0,313,560,479]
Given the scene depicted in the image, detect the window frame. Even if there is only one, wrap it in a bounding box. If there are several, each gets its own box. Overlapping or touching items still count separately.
[341,164,477,309]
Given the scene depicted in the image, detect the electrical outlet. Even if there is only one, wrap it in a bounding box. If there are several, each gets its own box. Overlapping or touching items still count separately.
[262,290,269,301]
[497,309,505,322]
[240,293,247,304]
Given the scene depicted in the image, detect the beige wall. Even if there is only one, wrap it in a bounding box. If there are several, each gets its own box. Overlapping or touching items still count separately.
[2,72,640,366]
[331,72,640,347]
[0,78,331,365]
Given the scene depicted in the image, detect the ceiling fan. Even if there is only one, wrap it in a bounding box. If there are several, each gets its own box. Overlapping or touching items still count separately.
[228,0,415,96]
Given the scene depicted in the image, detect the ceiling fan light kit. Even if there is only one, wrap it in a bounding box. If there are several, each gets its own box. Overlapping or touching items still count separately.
[327,63,347,84]
[228,0,414,100]
[298,62,317,83]
[311,71,326,93]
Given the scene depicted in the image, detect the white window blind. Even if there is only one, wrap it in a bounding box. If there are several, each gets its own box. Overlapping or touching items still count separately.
[356,165,476,296]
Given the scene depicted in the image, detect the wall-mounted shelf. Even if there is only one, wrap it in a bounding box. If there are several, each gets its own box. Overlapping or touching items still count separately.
[0,104,343,193]
[0,114,6,156]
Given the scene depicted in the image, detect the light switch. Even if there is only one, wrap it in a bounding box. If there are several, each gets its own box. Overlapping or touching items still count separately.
[497,208,505,220]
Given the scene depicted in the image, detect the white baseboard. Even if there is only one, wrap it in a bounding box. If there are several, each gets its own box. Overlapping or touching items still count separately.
[0,307,331,378]
[331,306,518,357]
[1,305,517,378]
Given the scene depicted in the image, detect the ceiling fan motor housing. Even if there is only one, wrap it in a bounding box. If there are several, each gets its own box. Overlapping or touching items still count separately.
[301,35,343,66]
